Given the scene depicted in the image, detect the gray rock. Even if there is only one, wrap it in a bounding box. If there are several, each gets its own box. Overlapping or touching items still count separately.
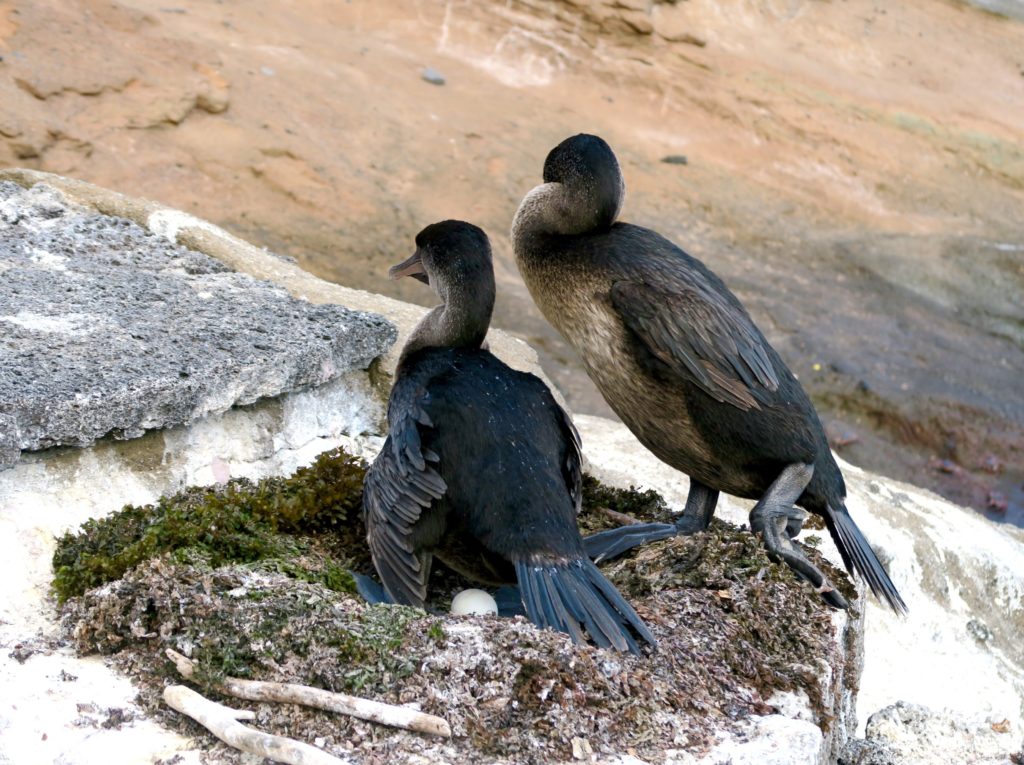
[0,181,397,469]
[0,413,17,468]
[840,701,1022,765]
[421,67,446,86]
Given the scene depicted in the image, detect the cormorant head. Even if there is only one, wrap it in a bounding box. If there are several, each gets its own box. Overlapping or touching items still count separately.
[541,133,624,229]
[391,220,495,306]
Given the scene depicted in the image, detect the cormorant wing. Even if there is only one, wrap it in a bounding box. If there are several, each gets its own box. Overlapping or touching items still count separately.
[512,370,583,514]
[363,378,447,606]
[557,401,583,514]
[610,279,779,411]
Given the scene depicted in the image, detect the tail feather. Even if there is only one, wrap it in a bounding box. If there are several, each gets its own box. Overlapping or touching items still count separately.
[514,558,656,654]
[828,504,907,615]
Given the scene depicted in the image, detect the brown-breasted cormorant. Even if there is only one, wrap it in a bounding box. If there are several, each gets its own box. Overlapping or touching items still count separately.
[362,220,657,652]
[511,134,906,613]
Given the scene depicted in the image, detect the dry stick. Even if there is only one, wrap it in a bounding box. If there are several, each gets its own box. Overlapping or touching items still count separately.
[163,685,346,765]
[596,505,645,527]
[166,649,452,738]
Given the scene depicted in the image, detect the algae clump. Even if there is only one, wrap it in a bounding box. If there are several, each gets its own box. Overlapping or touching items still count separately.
[52,447,367,602]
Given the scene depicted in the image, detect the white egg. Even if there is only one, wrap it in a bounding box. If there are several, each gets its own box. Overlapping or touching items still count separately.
[450,588,498,616]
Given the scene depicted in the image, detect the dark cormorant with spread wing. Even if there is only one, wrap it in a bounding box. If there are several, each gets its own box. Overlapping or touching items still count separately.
[362,220,656,652]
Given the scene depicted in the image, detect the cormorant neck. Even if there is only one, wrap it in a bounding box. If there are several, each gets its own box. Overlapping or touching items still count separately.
[511,174,624,246]
[398,279,495,366]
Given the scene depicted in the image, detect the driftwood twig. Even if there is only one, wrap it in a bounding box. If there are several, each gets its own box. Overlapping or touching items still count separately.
[163,685,346,765]
[596,506,645,527]
[165,648,451,737]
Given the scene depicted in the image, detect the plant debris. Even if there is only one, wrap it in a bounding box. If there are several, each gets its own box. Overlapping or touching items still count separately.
[56,447,858,764]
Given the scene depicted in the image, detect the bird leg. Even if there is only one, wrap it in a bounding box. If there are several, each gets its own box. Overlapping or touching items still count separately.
[784,507,808,539]
[582,478,720,563]
[674,480,720,535]
[749,463,848,609]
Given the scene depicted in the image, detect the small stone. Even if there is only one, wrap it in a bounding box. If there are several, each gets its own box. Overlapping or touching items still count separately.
[927,457,962,476]
[979,453,1003,474]
[571,737,593,760]
[421,67,446,86]
[986,491,1008,514]
[966,619,992,643]
[661,154,689,165]
[196,88,230,115]
[9,644,34,663]
[260,66,276,77]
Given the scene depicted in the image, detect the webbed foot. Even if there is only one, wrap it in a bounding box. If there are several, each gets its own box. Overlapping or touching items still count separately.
[583,522,678,563]
[351,571,394,605]
[750,464,848,610]
[583,479,721,563]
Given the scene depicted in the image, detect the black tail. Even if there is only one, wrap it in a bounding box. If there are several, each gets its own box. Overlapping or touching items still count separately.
[828,504,907,614]
[514,558,656,654]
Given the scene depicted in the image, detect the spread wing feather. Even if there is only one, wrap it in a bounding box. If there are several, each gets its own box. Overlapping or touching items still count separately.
[610,279,779,411]
[363,380,446,607]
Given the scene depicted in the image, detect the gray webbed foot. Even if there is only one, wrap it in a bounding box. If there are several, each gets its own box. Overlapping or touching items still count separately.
[750,464,849,610]
[351,571,394,605]
[784,507,808,539]
[583,522,678,563]
[583,478,721,563]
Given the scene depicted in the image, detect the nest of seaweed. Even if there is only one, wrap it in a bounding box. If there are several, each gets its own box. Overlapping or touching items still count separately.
[55,448,857,764]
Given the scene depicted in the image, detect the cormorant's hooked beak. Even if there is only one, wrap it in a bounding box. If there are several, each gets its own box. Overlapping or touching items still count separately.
[389,250,429,284]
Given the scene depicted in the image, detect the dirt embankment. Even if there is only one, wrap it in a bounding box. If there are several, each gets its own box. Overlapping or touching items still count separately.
[1,0,1022,518]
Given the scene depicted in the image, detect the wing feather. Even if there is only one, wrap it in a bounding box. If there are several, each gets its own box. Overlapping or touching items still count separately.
[363,378,447,607]
[611,279,779,411]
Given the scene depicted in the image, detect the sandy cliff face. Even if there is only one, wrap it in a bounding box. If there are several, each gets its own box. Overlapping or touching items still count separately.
[0,0,1022,519]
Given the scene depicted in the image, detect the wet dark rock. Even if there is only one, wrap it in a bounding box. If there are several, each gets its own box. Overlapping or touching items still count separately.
[826,420,861,449]
[0,182,397,469]
[987,491,1009,514]
[980,453,1004,474]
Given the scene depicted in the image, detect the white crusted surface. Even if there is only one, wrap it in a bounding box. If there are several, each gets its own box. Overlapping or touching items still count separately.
[0,377,384,765]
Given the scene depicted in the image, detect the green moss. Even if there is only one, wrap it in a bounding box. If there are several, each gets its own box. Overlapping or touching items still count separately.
[427,621,445,644]
[577,473,673,534]
[52,447,367,602]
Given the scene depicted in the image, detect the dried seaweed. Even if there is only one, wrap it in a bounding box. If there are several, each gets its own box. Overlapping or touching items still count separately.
[56,448,856,763]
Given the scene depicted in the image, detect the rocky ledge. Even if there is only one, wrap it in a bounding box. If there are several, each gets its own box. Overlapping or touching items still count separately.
[0,180,396,469]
